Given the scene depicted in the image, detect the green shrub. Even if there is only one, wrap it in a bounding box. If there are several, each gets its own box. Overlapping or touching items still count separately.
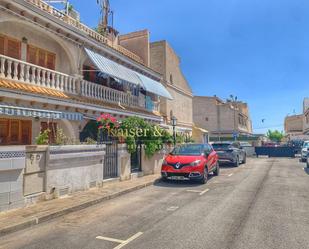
[35,129,50,145]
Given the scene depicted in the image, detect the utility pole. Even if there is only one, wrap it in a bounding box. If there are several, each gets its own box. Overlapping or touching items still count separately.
[230,95,238,141]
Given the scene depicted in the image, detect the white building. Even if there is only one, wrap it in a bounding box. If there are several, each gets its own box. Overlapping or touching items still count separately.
[0,0,172,145]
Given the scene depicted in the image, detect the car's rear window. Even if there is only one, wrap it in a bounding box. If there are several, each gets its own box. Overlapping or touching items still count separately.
[171,144,204,155]
[303,142,309,148]
[212,143,231,150]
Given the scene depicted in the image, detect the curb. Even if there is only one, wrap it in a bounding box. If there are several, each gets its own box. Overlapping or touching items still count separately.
[0,179,158,237]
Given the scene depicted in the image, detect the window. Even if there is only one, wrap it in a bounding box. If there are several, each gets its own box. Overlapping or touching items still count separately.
[83,65,96,83]
[0,36,5,55]
[27,45,56,70]
[170,74,173,84]
[0,119,32,145]
[0,34,21,59]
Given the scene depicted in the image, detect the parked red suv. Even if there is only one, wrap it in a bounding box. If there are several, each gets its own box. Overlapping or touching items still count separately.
[161,143,219,184]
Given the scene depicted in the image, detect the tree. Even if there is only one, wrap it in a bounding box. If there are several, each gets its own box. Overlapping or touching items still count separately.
[266,130,284,142]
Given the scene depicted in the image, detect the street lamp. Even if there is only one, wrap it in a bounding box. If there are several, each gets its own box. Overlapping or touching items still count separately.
[171,116,177,146]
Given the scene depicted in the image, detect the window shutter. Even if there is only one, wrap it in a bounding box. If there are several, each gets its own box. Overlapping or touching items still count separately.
[0,36,4,55]
[27,45,38,65]
[10,120,20,144]
[46,52,56,70]
[7,39,21,59]
[21,120,32,145]
[0,119,9,145]
[38,49,46,67]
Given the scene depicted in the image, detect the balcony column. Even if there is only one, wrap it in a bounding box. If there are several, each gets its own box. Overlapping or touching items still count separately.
[74,74,83,96]
[21,38,28,61]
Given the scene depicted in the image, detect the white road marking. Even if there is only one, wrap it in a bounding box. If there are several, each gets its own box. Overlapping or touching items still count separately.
[228,173,233,177]
[199,188,210,195]
[167,206,179,211]
[113,232,143,249]
[96,236,125,243]
[186,189,203,193]
[96,232,143,249]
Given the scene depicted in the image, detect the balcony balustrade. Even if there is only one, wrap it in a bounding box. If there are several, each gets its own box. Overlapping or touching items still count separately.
[0,54,158,111]
[80,79,142,108]
[25,0,144,64]
[0,54,77,94]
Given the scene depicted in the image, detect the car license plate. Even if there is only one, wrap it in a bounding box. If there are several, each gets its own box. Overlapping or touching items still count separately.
[171,176,185,180]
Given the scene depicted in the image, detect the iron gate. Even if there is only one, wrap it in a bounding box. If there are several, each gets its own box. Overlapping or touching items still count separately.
[103,140,118,179]
[131,142,142,172]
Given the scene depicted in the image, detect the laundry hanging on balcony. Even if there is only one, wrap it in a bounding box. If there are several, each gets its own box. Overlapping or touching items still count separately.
[84,48,173,99]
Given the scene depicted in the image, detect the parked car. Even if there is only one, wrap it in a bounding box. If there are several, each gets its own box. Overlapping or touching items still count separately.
[301,141,309,162]
[212,141,246,167]
[161,143,219,184]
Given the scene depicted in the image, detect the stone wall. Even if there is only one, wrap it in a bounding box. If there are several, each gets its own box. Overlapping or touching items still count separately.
[193,96,253,136]
[0,145,107,212]
[118,30,150,67]
[150,41,193,127]
[46,145,105,198]
[0,146,26,212]
[284,114,303,134]
[141,148,167,175]
[118,144,131,181]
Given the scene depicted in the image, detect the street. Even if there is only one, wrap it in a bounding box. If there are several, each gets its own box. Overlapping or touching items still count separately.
[0,158,308,249]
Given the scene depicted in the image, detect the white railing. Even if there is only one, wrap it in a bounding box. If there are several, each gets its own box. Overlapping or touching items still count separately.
[81,79,141,107]
[0,54,78,94]
[26,0,144,64]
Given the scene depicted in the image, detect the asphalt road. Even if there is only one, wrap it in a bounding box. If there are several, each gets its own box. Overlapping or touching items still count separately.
[0,158,308,249]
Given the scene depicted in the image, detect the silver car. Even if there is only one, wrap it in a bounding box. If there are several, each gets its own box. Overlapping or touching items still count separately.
[301,141,309,162]
[212,141,247,167]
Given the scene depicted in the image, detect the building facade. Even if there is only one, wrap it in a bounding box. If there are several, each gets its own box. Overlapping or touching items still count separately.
[193,96,253,140]
[0,0,172,146]
[118,35,194,136]
[149,41,193,134]
[284,114,303,139]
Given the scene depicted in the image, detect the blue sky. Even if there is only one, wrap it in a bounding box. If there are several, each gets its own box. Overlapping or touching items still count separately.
[56,0,309,134]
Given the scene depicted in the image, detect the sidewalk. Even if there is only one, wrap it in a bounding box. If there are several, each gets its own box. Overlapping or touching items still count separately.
[0,174,160,237]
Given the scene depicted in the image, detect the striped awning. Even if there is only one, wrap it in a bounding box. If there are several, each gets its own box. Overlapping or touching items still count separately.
[85,48,141,86]
[0,103,83,121]
[136,73,173,99]
[85,48,172,99]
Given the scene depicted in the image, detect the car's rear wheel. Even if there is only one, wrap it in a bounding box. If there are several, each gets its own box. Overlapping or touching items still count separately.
[200,166,208,184]
[234,157,240,167]
[213,163,220,176]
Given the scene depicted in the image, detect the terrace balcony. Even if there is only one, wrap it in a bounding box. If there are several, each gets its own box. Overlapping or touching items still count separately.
[0,54,159,112]
[25,0,145,65]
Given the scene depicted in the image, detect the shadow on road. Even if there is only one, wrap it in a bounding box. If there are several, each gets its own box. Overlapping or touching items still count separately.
[218,163,237,168]
[154,174,215,188]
